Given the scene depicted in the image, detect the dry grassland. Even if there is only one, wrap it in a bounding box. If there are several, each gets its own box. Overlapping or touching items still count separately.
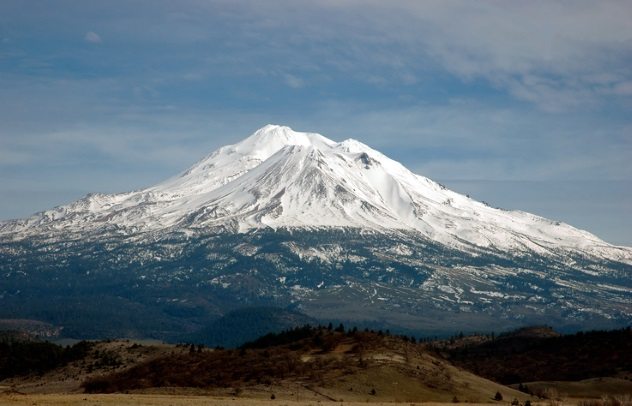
[0,393,552,406]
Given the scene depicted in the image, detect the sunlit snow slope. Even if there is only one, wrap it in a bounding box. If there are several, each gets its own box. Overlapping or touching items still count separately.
[1,124,630,262]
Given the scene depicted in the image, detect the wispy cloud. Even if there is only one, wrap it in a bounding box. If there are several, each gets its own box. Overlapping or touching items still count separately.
[7,2,631,110]
[284,74,304,89]
[84,31,102,43]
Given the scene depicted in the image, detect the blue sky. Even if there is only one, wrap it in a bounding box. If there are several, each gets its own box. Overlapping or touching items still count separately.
[1,1,631,245]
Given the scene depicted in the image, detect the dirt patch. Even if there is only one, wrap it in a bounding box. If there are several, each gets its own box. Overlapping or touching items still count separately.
[0,393,541,406]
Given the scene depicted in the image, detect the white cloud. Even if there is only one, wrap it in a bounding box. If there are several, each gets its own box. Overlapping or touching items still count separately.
[21,2,629,111]
[84,31,102,43]
[227,1,632,110]
[284,74,304,89]
[388,2,631,109]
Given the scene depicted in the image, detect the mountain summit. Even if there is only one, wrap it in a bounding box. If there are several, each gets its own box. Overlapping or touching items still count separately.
[2,124,629,261]
[0,125,630,338]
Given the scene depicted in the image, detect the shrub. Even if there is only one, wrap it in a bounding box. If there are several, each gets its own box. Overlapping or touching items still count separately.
[578,401,602,406]
[578,395,632,406]
[495,391,503,401]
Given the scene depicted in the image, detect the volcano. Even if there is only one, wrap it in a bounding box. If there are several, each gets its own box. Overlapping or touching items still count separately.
[1,125,630,339]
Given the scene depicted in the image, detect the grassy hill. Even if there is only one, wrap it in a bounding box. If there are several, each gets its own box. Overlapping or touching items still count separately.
[82,326,530,403]
[3,325,630,403]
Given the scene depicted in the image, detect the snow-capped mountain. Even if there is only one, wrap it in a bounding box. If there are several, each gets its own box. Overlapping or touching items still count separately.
[0,125,630,339]
[2,124,629,262]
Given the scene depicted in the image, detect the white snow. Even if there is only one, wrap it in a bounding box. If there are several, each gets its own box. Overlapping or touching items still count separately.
[1,124,630,263]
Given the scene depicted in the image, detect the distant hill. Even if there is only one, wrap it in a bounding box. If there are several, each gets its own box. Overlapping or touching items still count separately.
[439,327,632,384]
[185,307,317,348]
[0,338,92,380]
[0,319,62,339]
[3,325,630,402]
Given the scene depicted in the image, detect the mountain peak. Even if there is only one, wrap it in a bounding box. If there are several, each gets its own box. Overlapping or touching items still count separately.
[256,123,294,134]
[232,124,335,161]
[2,125,630,264]
[336,138,371,153]
[251,124,297,141]
[1,126,630,339]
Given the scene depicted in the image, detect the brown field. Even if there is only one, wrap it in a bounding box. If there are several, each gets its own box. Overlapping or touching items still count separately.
[1,332,629,406]
[0,393,562,406]
[516,378,632,400]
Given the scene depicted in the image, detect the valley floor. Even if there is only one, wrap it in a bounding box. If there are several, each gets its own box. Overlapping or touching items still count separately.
[0,393,570,406]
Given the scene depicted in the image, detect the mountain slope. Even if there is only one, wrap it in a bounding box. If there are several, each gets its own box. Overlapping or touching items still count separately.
[186,307,317,348]
[0,124,630,337]
[1,125,629,262]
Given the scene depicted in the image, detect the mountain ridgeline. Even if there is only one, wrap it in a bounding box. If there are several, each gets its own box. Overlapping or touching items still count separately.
[0,125,630,340]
